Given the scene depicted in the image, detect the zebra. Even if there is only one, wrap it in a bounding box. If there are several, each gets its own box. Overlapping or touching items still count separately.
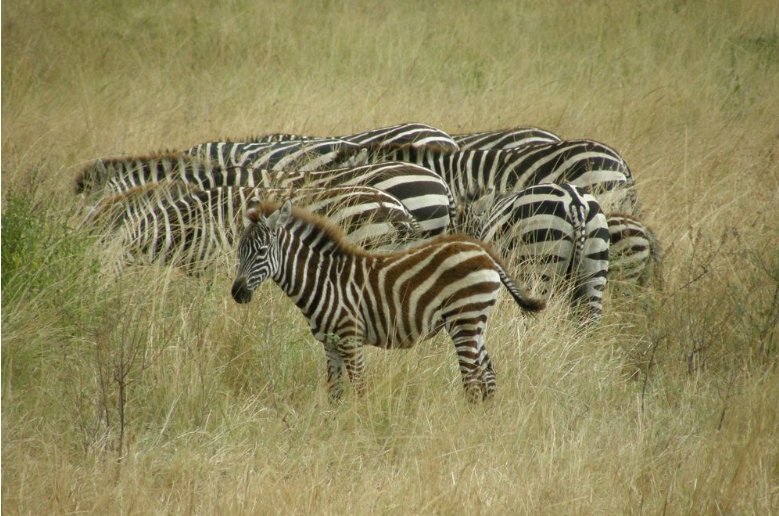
[114,185,422,273]
[80,157,457,237]
[368,139,638,216]
[606,213,663,288]
[475,183,610,323]
[231,200,545,401]
[452,126,562,151]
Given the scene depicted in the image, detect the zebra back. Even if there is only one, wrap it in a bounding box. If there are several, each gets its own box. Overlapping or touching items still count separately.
[76,151,193,195]
[341,122,459,152]
[452,126,562,151]
[370,139,637,215]
[185,138,368,171]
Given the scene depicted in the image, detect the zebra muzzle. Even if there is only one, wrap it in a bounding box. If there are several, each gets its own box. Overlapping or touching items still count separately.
[231,277,253,304]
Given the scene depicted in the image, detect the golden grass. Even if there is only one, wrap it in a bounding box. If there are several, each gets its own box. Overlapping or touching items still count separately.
[3,0,779,513]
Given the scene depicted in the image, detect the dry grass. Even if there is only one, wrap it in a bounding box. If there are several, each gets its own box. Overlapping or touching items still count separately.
[3,0,779,513]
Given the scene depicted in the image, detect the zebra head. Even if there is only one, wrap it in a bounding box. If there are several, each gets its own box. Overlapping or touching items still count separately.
[231,200,292,304]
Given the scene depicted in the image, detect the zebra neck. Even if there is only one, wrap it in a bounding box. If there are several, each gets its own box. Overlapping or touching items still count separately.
[272,226,356,311]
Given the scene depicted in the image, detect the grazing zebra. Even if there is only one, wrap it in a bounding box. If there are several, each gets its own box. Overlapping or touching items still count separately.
[115,185,421,272]
[452,126,562,151]
[369,139,638,215]
[606,213,663,288]
[476,183,610,323]
[77,155,455,236]
[231,200,545,401]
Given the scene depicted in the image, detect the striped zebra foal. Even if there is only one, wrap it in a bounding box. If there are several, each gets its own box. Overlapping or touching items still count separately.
[114,185,420,272]
[606,213,663,288]
[476,183,610,323]
[452,126,562,151]
[231,201,545,402]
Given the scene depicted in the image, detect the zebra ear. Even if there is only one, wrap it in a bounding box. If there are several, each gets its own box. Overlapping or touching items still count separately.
[276,199,293,225]
[266,200,292,230]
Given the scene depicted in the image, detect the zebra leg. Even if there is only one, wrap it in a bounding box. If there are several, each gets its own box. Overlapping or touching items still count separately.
[446,319,496,402]
[323,339,346,400]
[322,333,366,399]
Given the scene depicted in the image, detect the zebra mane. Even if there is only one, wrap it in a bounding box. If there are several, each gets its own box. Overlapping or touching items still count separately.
[247,201,371,257]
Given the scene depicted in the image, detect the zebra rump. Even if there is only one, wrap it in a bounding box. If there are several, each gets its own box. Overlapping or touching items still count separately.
[606,213,663,288]
[477,183,610,323]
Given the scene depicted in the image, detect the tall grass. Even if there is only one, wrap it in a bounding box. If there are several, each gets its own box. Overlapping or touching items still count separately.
[3,0,778,513]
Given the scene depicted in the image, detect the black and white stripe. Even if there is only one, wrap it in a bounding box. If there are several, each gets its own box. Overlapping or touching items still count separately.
[186,138,368,171]
[452,126,561,151]
[185,122,458,170]
[476,183,610,323]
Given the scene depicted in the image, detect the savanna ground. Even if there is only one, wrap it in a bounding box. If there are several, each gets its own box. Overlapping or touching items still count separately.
[2,1,778,513]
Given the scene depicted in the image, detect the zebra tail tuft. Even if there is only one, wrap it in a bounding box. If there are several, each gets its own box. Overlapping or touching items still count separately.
[497,267,546,313]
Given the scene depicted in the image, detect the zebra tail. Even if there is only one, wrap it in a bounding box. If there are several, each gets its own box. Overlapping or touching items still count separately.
[497,266,546,312]
[567,203,587,280]
[647,229,665,290]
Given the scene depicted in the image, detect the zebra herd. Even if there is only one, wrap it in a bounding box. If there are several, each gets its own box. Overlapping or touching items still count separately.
[76,121,661,400]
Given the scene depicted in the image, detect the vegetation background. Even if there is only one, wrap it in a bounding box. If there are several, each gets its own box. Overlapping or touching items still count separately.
[2,0,778,513]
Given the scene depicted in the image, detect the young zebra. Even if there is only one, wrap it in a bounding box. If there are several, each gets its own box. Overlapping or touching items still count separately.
[231,201,545,402]
[370,139,638,215]
[475,183,610,323]
[606,213,663,288]
[452,126,562,151]
[114,185,420,272]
